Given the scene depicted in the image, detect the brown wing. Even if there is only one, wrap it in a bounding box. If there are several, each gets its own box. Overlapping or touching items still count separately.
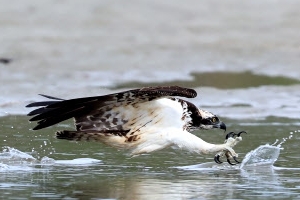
[26,86,197,131]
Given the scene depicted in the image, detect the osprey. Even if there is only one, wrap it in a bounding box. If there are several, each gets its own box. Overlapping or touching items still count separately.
[26,86,245,165]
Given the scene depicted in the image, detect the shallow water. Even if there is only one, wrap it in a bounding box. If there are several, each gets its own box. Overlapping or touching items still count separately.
[1,0,300,199]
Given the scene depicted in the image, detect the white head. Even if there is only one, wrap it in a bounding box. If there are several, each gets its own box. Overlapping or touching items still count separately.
[186,106,226,131]
[196,109,226,130]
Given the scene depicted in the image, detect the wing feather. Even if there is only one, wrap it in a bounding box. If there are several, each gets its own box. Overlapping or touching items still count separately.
[26,86,197,130]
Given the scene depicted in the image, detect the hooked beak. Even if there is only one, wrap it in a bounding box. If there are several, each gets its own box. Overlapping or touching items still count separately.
[214,121,226,132]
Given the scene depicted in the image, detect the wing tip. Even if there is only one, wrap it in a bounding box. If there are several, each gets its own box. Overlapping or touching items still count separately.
[31,125,42,130]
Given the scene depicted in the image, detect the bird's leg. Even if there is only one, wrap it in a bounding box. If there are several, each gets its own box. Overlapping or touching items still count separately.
[214,131,247,165]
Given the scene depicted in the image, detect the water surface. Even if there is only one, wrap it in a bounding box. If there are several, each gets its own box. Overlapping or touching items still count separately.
[1,116,300,199]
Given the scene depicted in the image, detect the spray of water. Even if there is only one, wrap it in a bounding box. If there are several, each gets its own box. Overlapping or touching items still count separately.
[272,130,296,148]
[176,129,299,171]
[240,130,297,169]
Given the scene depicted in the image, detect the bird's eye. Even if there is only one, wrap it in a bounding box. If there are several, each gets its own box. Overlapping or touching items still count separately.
[211,117,217,123]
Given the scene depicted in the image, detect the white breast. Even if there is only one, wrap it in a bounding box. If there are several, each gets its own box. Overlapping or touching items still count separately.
[103,98,188,155]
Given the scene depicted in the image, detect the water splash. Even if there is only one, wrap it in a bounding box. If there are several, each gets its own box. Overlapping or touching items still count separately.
[40,156,102,166]
[34,139,56,160]
[52,158,102,165]
[175,144,281,171]
[0,146,37,164]
[272,131,295,148]
[0,147,38,171]
[239,144,281,169]
[237,130,296,169]
[0,146,102,171]
[176,130,298,171]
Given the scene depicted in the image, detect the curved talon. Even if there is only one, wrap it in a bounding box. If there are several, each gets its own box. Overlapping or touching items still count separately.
[237,131,247,137]
[227,158,236,165]
[233,156,240,163]
[214,155,223,164]
[225,132,236,139]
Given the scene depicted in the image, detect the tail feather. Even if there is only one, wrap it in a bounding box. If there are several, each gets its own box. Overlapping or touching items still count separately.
[55,130,131,150]
[56,130,102,141]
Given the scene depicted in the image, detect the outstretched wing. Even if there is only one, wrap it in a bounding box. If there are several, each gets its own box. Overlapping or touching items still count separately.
[26,86,197,131]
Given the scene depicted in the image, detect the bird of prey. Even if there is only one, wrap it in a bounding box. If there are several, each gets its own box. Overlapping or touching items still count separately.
[26,86,245,165]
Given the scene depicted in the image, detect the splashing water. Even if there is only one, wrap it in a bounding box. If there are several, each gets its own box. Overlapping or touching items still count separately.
[275,131,295,148]
[239,144,281,169]
[1,131,298,171]
[0,146,37,164]
[0,146,102,171]
[239,131,295,169]
[177,130,297,171]
[176,144,281,171]
[0,147,38,171]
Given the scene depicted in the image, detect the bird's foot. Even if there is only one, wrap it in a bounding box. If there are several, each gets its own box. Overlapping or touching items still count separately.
[214,131,247,165]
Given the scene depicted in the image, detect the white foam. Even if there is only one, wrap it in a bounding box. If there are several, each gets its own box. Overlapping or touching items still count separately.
[53,158,102,166]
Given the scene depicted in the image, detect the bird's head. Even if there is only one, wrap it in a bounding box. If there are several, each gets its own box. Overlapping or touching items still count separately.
[189,109,226,132]
[198,109,226,131]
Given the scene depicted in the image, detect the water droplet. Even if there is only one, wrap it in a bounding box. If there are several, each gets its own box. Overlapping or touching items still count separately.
[271,139,279,146]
